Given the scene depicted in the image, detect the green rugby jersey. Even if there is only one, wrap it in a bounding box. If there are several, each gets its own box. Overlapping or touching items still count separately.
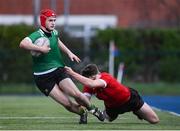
[28,29,65,73]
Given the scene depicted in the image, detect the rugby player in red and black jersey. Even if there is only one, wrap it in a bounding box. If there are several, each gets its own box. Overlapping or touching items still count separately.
[65,64,159,124]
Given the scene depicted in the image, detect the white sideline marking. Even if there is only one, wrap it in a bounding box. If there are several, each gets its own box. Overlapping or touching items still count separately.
[0,116,128,120]
[0,108,179,120]
[0,116,76,119]
[153,107,180,117]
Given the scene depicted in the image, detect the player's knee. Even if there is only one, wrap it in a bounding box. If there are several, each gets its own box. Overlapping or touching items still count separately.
[74,91,83,99]
[64,106,72,111]
[149,116,159,124]
[62,102,72,110]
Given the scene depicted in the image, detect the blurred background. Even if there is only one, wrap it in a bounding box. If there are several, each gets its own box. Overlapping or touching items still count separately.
[0,0,180,100]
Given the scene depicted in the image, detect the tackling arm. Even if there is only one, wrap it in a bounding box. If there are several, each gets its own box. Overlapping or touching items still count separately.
[64,66,105,88]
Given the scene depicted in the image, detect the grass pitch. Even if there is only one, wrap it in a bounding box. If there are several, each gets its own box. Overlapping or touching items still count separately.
[0,96,180,130]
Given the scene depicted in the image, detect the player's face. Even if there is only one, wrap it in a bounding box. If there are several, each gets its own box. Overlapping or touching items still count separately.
[45,16,56,31]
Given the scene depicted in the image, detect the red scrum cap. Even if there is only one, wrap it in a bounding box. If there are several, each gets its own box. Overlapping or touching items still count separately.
[40,9,56,27]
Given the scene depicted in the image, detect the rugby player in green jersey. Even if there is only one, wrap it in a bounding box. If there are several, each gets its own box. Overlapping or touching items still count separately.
[19,9,104,124]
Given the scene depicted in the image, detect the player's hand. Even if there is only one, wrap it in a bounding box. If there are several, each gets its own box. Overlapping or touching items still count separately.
[64,66,73,74]
[39,44,51,53]
[68,53,81,63]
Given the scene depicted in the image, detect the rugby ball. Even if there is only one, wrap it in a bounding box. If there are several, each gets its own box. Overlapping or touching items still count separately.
[30,37,50,57]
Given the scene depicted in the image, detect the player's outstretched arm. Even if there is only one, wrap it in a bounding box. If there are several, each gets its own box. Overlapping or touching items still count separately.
[64,66,105,88]
[58,38,81,63]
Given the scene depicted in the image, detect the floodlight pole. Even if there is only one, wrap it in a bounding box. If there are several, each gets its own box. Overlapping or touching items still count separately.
[51,0,57,11]
[83,25,91,61]
[109,40,115,76]
[64,0,70,33]
[33,0,40,28]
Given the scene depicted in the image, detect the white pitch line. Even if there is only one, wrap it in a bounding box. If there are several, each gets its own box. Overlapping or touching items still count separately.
[152,106,180,117]
[0,116,76,119]
[0,116,128,120]
[1,107,179,120]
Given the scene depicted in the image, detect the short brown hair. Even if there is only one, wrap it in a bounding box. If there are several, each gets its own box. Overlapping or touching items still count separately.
[81,64,99,77]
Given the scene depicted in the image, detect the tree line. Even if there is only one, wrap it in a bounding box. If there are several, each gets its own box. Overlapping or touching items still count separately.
[0,25,180,83]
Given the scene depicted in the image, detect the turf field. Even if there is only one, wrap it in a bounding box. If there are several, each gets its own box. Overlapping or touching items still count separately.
[0,96,180,130]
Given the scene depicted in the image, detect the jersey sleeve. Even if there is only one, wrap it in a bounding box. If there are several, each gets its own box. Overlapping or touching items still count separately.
[100,73,112,86]
[28,31,41,43]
